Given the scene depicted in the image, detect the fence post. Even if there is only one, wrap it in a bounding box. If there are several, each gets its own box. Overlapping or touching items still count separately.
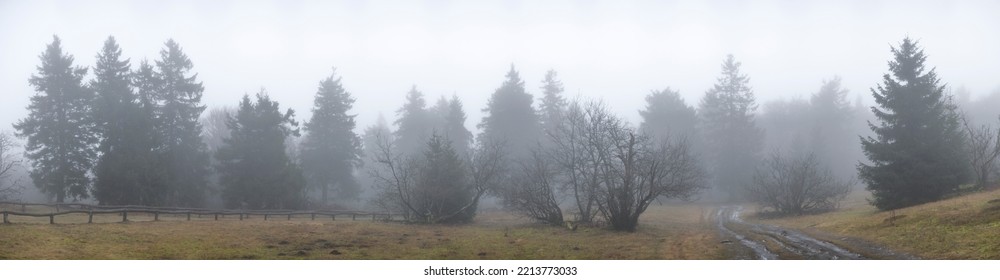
[239,213,244,221]
[3,211,8,224]
[122,210,128,222]
[21,204,25,212]
[154,212,159,221]
[49,214,54,224]
[311,213,315,220]
[264,214,268,220]
[88,210,93,224]
[287,214,291,220]
[331,214,335,221]
[214,214,218,221]
[55,205,59,213]
[352,214,356,221]
[187,213,191,221]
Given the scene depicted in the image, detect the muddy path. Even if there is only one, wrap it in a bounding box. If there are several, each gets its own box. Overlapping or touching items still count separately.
[714,206,917,260]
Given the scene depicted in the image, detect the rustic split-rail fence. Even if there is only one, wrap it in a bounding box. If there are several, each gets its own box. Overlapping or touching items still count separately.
[0,201,401,225]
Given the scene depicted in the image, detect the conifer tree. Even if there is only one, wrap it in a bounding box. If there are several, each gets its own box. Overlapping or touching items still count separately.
[300,69,362,204]
[639,87,698,144]
[859,38,969,210]
[14,36,96,202]
[394,86,432,156]
[478,65,542,160]
[538,69,567,137]
[90,36,161,205]
[217,92,304,209]
[699,55,763,201]
[154,39,210,207]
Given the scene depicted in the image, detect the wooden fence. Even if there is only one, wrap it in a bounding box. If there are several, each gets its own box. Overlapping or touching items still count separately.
[0,201,400,225]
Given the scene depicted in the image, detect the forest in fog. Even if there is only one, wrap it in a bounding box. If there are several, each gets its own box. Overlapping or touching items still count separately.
[2,32,998,231]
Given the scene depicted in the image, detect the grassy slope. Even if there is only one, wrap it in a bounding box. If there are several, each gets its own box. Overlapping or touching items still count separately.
[0,204,724,260]
[754,189,1000,259]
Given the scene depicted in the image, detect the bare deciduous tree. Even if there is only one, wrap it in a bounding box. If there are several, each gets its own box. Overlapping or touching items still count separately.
[748,153,851,215]
[962,115,1000,190]
[0,132,24,201]
[369,129,504,224]
[501,149,563,225]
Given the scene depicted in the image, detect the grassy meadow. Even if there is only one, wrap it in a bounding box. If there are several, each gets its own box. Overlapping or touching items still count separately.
[0,203,724,260]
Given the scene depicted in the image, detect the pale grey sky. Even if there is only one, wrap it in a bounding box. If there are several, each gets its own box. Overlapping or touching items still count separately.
[2,0,999,135]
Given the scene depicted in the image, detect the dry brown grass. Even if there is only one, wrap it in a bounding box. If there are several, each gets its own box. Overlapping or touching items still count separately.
[754,189,1000,259]
[0,203,723,260]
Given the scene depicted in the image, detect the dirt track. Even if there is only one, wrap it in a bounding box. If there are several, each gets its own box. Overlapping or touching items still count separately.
[714,206,917,260]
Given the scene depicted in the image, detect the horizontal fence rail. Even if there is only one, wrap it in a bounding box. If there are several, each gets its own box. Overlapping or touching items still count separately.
[0,201,400,225]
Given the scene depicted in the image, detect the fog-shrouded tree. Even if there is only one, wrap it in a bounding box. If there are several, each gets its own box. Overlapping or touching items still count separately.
[428,95,473,154]
[539,69,567,139]
[14,36,96,202]
[369,130,504,224]
[808,77,861,180]
[962,116,1000,190]
[502,148,563,225]
[859,37,969,210]
[748,152,852,215]
[639,88,699,145]
[0,132,24,201]
[216,92,305,210]
[155,39,211,207]
[478,65,542,161]
[699,54,763,201]
[394,86,433,156]
[90,36,162,205]
[300,69,363,205]
[546,100,706,231]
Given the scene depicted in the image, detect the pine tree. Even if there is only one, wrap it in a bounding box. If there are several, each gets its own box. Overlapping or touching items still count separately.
[639,87,699,143]
[699,54,763,201]
[429,95,473,154]
[478,65,542,160]
[538,69,567,137]
[859,38,969,210]
[807,77,858,179]
[90,36,161,205]
[217,92,305,209]
[300,69,362,204]
[394,86,432,156]
[154,39,210,207]
[14,36,97,202]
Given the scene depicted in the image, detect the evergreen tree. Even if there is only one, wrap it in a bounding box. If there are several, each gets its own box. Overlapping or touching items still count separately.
[14,36,97,202]
[699,54,763,201]
[429,95,473,154]
[478,65,542,160]
[414,133,475,223]
[217,92,304,209]
[300,69,362,204]
[538,69,567,137]
[154,39,210,207]
[808,77,859,180]
[639,88,699,143]
[394,86,432,156]
[859,38,969,210]
[90,36,161,205]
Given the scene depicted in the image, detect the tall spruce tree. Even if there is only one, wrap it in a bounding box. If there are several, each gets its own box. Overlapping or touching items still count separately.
[155,39,210,207]
[300,69,362,204]
[394,86,432,156]
[478,65,542,160]
[90,37,161,205]
[429,95,473,154]
[538,69,567,138]
[14,36,97,202]
[859,38,969,210]
[217,92,304,209]
[699,54,763,201]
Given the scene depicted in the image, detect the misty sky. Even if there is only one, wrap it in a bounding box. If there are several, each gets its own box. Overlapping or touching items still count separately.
[2,0,999,136]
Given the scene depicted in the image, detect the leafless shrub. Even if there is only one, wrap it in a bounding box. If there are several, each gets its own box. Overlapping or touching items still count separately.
[748,152,851,215]
[962,115,1000,190]
[500,149,563,225]
[0,132,24,201]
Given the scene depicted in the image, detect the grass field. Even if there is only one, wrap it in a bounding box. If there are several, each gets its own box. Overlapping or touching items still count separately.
[0,203,724,260]
[752,188,1000,259]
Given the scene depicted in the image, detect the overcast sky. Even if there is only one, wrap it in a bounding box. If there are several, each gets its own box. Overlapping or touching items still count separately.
[2,0,999,136]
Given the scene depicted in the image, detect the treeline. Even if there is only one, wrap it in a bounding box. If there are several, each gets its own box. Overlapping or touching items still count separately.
[6,35,999,231]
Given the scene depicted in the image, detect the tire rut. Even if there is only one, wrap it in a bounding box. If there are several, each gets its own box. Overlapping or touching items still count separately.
[715,206,863,260]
